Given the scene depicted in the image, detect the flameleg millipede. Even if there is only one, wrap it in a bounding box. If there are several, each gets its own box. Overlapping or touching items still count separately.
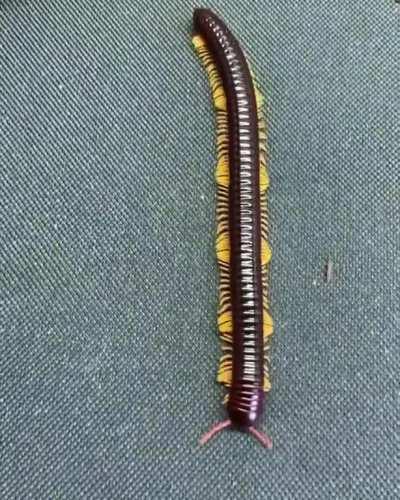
[193,9,274,447]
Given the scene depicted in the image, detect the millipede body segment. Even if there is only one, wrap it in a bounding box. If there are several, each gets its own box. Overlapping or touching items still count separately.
[193,9,274,447]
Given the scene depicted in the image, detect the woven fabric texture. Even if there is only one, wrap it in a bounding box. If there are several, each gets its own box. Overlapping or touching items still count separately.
[1,1,400,498]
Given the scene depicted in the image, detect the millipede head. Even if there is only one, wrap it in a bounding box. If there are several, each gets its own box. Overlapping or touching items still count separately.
[227,387,265,429]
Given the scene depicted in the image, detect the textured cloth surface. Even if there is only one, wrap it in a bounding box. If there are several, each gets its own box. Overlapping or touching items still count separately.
[1,1,400,498]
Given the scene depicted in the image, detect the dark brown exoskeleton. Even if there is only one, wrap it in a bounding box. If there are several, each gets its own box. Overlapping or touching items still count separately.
[193,9,273,448]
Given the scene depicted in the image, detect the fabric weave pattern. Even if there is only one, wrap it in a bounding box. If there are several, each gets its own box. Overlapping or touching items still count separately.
[1,1,399,498]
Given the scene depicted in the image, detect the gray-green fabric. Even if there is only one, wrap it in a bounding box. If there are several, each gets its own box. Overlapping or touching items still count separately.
[1,1,399,498]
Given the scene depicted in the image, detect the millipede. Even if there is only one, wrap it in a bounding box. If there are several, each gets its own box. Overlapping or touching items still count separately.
[193,9,274,447]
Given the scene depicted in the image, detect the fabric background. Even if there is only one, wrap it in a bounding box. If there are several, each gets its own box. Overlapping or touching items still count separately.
[1,1,399,498]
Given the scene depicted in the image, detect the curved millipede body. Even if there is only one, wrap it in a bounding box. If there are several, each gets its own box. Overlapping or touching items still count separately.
[193,9,273,447]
